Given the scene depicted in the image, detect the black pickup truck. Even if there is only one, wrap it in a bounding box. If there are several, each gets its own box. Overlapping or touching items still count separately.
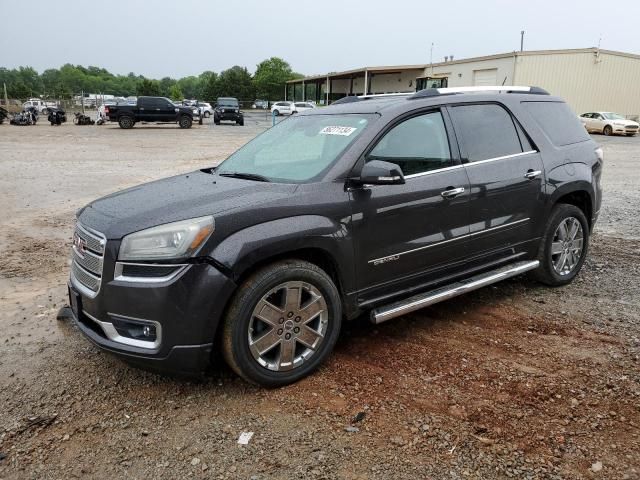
[105,96,196,129]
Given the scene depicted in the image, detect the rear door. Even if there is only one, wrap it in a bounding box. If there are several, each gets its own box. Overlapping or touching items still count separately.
[137,97,154,121]
[352,108,471,301]
[448,103,545,261]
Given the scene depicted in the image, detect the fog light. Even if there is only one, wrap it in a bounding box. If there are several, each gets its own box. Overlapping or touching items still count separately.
[111,316,158,342]
[143,325,152,337]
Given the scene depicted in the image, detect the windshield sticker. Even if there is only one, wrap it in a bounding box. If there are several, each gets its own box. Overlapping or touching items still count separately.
[319,126,357,136]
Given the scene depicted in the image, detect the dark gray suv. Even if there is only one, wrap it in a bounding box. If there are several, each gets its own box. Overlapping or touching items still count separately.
[68,86,603,386]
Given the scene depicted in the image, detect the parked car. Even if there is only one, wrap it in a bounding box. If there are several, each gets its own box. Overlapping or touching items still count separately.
[293,102,315,113]
[214,97,243,125]
[579,112,639,136]
[271,101,294,116]
[196,101,213,118]
[68,86,602,386]
[105,96,195,129]
[22,98,58,114]
[252,100,269,109]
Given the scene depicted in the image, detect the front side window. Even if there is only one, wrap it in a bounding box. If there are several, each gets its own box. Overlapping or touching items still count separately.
[366,111,452,176]
[218,114,372,183]
[449,104,523,162]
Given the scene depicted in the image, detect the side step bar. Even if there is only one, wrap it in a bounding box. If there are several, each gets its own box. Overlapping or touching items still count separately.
[370,260,539,324]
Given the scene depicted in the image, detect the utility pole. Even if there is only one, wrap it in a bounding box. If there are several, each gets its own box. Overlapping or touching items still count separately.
[429,42,434,77]
[520,30,525,51]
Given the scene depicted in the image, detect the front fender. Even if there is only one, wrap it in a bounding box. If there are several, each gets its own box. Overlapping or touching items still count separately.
[208,215,354,291]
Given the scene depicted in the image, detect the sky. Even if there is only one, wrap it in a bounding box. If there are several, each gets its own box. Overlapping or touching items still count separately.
[1,0,639,79]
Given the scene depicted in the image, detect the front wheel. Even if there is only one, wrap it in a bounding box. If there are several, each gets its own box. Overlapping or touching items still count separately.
[272,109,279,116]
[178,115,192,129]
[222,260,342,387]
[603,125,612,136]
[531,204,589,286]
[204,111,210,118]
[237,117,244,126]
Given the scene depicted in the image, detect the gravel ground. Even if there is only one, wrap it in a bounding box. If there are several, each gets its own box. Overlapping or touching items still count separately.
[0,117,638,479]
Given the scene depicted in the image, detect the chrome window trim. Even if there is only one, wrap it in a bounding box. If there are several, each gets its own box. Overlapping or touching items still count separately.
[404,163,464,179]
[113,262,189,284]
[84,311,162,350]
[368,217,530,265]
[463,150,537,167]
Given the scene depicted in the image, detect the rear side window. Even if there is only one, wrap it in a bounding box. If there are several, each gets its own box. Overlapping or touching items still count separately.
[522,101,590,146]
[449,104,523,162]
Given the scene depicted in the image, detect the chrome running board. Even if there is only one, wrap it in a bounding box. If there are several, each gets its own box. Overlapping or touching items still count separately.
[370,260,539,324]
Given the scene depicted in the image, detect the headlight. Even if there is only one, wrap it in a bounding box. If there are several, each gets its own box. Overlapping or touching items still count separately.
[118,216,214,261]
[613,122,624,126]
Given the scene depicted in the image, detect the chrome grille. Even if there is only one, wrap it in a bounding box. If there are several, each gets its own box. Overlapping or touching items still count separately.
[71,223,106,296]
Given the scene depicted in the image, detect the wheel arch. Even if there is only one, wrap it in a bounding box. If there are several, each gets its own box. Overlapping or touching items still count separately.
[552,188,594,230]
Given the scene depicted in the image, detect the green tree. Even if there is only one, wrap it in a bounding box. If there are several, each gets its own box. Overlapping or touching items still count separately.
[169,84,183,101]
[200,72,219,101]
[216,66,254,100]
[137,79,162,96]
[253,57,300,101]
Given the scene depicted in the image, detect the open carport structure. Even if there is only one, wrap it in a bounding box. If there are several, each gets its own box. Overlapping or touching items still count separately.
[285,65,426,105]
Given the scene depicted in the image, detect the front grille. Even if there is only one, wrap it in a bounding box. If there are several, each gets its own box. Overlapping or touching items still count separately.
[71,224,106,295]
[625,125,638,130]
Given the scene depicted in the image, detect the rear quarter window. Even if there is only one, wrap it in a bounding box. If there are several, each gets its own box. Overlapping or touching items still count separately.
[522,101,590,146]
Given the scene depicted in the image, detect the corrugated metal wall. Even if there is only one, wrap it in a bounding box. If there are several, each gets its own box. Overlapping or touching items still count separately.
[515,51,640,118]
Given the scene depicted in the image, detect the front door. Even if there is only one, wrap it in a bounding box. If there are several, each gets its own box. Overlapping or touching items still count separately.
[447,103,545,260]
[351,109,471,303]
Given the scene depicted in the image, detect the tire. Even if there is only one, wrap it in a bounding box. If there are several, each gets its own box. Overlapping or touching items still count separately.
[603,125,612,136]
[204,111,210,118]
[531,204,590,287]
[237,117,244,126]
[273,109,280,116]
[214,117,220,125]
[222,259,342,387]
[178,115,192,129]
[118,116,134,129]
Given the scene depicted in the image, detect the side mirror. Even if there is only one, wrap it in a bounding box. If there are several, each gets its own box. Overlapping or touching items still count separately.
[357,160,405,185]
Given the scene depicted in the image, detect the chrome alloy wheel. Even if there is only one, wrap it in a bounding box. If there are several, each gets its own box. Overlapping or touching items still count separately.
[248,281,328,372]
[551,217,584,276]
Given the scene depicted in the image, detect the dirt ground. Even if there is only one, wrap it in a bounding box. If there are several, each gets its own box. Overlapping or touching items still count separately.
[0,115,639,480]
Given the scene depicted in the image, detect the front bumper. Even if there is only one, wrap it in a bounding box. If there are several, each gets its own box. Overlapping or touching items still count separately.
[215,110,242,121]
[69,262,236,376]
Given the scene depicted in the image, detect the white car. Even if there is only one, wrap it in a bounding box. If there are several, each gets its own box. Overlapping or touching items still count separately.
[579,112,639,136]
[196,102,213,118]
[293,102,315,113]
[271,101,294,116]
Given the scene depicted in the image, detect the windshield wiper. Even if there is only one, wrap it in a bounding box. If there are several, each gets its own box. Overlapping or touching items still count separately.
[218,172,270,182]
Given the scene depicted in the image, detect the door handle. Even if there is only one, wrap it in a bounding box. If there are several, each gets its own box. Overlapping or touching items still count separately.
[524,170,542,180]
[441,187,465,198]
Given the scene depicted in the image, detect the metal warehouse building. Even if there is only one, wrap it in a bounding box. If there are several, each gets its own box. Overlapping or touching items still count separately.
[286,48,640,118]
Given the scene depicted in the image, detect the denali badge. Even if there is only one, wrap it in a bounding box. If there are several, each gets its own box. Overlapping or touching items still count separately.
[73,233,87,257]
[372,255,400,266]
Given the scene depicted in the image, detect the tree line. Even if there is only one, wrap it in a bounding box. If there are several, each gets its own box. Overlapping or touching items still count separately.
[0,57,303,102]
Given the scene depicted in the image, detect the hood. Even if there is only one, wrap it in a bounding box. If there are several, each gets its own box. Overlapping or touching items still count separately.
[614,119,639,126]
[78,170,297,239]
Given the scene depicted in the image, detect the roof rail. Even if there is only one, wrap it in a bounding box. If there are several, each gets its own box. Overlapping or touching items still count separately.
[409,86,549,99]
[331,92,412,105]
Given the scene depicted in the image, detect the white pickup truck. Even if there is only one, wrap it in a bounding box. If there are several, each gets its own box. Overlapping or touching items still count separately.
[22,98,58,114]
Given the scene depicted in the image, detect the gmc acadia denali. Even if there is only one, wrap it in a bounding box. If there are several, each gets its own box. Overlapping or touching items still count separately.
[68,86,603,386]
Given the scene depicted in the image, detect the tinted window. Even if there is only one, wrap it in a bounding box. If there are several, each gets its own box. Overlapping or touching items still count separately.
[450,104,522,162]
[522,101,590,146]
[367,111,451,176]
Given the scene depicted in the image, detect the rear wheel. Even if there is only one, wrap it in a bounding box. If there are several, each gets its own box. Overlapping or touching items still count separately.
[222,260,342,387]
[178,115,192,129]
[118,116,134,129]
[532,204,589,286]
[273,109,280,116]
[603,125,612,136]
[204,111,210,118]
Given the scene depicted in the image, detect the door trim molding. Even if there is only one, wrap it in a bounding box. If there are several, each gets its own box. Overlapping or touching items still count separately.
[463,150,537,167]
[368,217,530,265]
